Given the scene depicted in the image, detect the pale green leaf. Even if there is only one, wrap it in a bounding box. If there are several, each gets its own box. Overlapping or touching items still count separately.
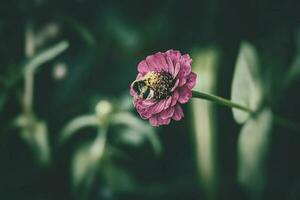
[285,30,300,87]
[116,127,146,147]
[19,119,51,166]
[231,42,264,124]
[60,114,98,143]
[285,55,300,86]
[284,29,300,86]
[238,108,273,195]
[24,40,69,74]
[72,128,107,189]
[100,160,136,193]
[111,112,162,155]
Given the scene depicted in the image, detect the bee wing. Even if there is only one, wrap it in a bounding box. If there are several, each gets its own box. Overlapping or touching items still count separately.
[146,89,155,100]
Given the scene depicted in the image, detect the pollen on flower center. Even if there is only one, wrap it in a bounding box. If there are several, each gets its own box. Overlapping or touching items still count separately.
[144,71,175,100]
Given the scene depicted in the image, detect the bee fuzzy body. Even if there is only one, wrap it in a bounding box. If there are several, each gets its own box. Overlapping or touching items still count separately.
[132,72,174,100]
[132,80,155,100]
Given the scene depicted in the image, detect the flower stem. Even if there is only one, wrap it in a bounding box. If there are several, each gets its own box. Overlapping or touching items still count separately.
[192,91,253,113]
[192,90,300,133]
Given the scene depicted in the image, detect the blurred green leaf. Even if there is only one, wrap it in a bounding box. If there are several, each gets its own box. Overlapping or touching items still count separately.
[238,108,273,195]
[64,17,96,48]
[15,115,51,166]
[285,50,300,87]
[231,42,264,124]
[190,47,220,200]
[118,94,134,110]
[104,13,141,52]
[284,29,300,86]
[100,160,136,193]
[24,40,69,74]
[60,114,98,143]
[285,55,300,86]
[111,112,162,155]
[72,127,107,189]
[117,127,146,147]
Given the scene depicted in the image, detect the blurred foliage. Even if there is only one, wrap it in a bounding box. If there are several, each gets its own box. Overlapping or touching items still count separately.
[190,46,220,200]
[1,0,300,200]
[231,42,263,124]
[238,108,273,197]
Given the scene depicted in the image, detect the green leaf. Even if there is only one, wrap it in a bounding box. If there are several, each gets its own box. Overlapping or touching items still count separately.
[100,160,136,193]
[116,127,146,147]
[238,108,273,195]
[284,29,300,86]
[16,116,51,166]
[72,128,107,189]
[285,55,300,87]
[111,112,162,155]
[60,114,98,143]
[231,42,264,124]
[285,56,300,86]
[24,40,69,74]
[64,16,96,48]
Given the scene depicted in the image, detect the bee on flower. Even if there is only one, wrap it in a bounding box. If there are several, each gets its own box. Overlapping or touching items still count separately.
[130,50,197,126]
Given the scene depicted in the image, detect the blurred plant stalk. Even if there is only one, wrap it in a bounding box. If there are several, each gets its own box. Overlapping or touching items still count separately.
[24,21,35,115]
[15,21,69,166]
[59,97,161,199]
[190,47,220,200]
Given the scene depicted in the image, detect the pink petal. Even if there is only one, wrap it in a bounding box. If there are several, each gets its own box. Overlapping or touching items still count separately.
[138,111,150,119]
[172,104,184,121]
[148,100,166,115]
[185,72,197,89]
[135,99,158,119]
[146,55,159,71]
[159,107,175,120]
[166,57,174,75]
[178,87,192,104]
[157,118,171,125]
[166,50,181,64]
[136,107,151,119]
[173,62,180,77]
[164,96,172,109]
[137,60,149,75]
[149,115,159,126]
[178,64,191,79]
[138,99,157,107]
[154,52,168,72]
[178,76,187,87]
[182,54,192,66]
[171,78,179,92]
[171,90,179,106]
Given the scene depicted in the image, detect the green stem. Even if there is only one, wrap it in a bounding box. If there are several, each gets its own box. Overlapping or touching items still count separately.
[192,90,300,133]
[23,21,35,115]
[192,91,253,113]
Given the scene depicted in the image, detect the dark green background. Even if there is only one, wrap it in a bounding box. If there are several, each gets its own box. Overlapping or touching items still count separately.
[1,0,300,200]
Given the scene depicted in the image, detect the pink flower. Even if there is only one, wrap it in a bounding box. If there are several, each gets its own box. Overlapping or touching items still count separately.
[130,50,197,126]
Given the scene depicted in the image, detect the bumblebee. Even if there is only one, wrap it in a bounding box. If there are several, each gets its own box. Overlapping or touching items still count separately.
[132,72,174,100]
[132,80,155,100]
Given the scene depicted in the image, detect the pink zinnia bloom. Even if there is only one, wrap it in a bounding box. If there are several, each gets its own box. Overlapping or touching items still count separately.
[130,50,197,126]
